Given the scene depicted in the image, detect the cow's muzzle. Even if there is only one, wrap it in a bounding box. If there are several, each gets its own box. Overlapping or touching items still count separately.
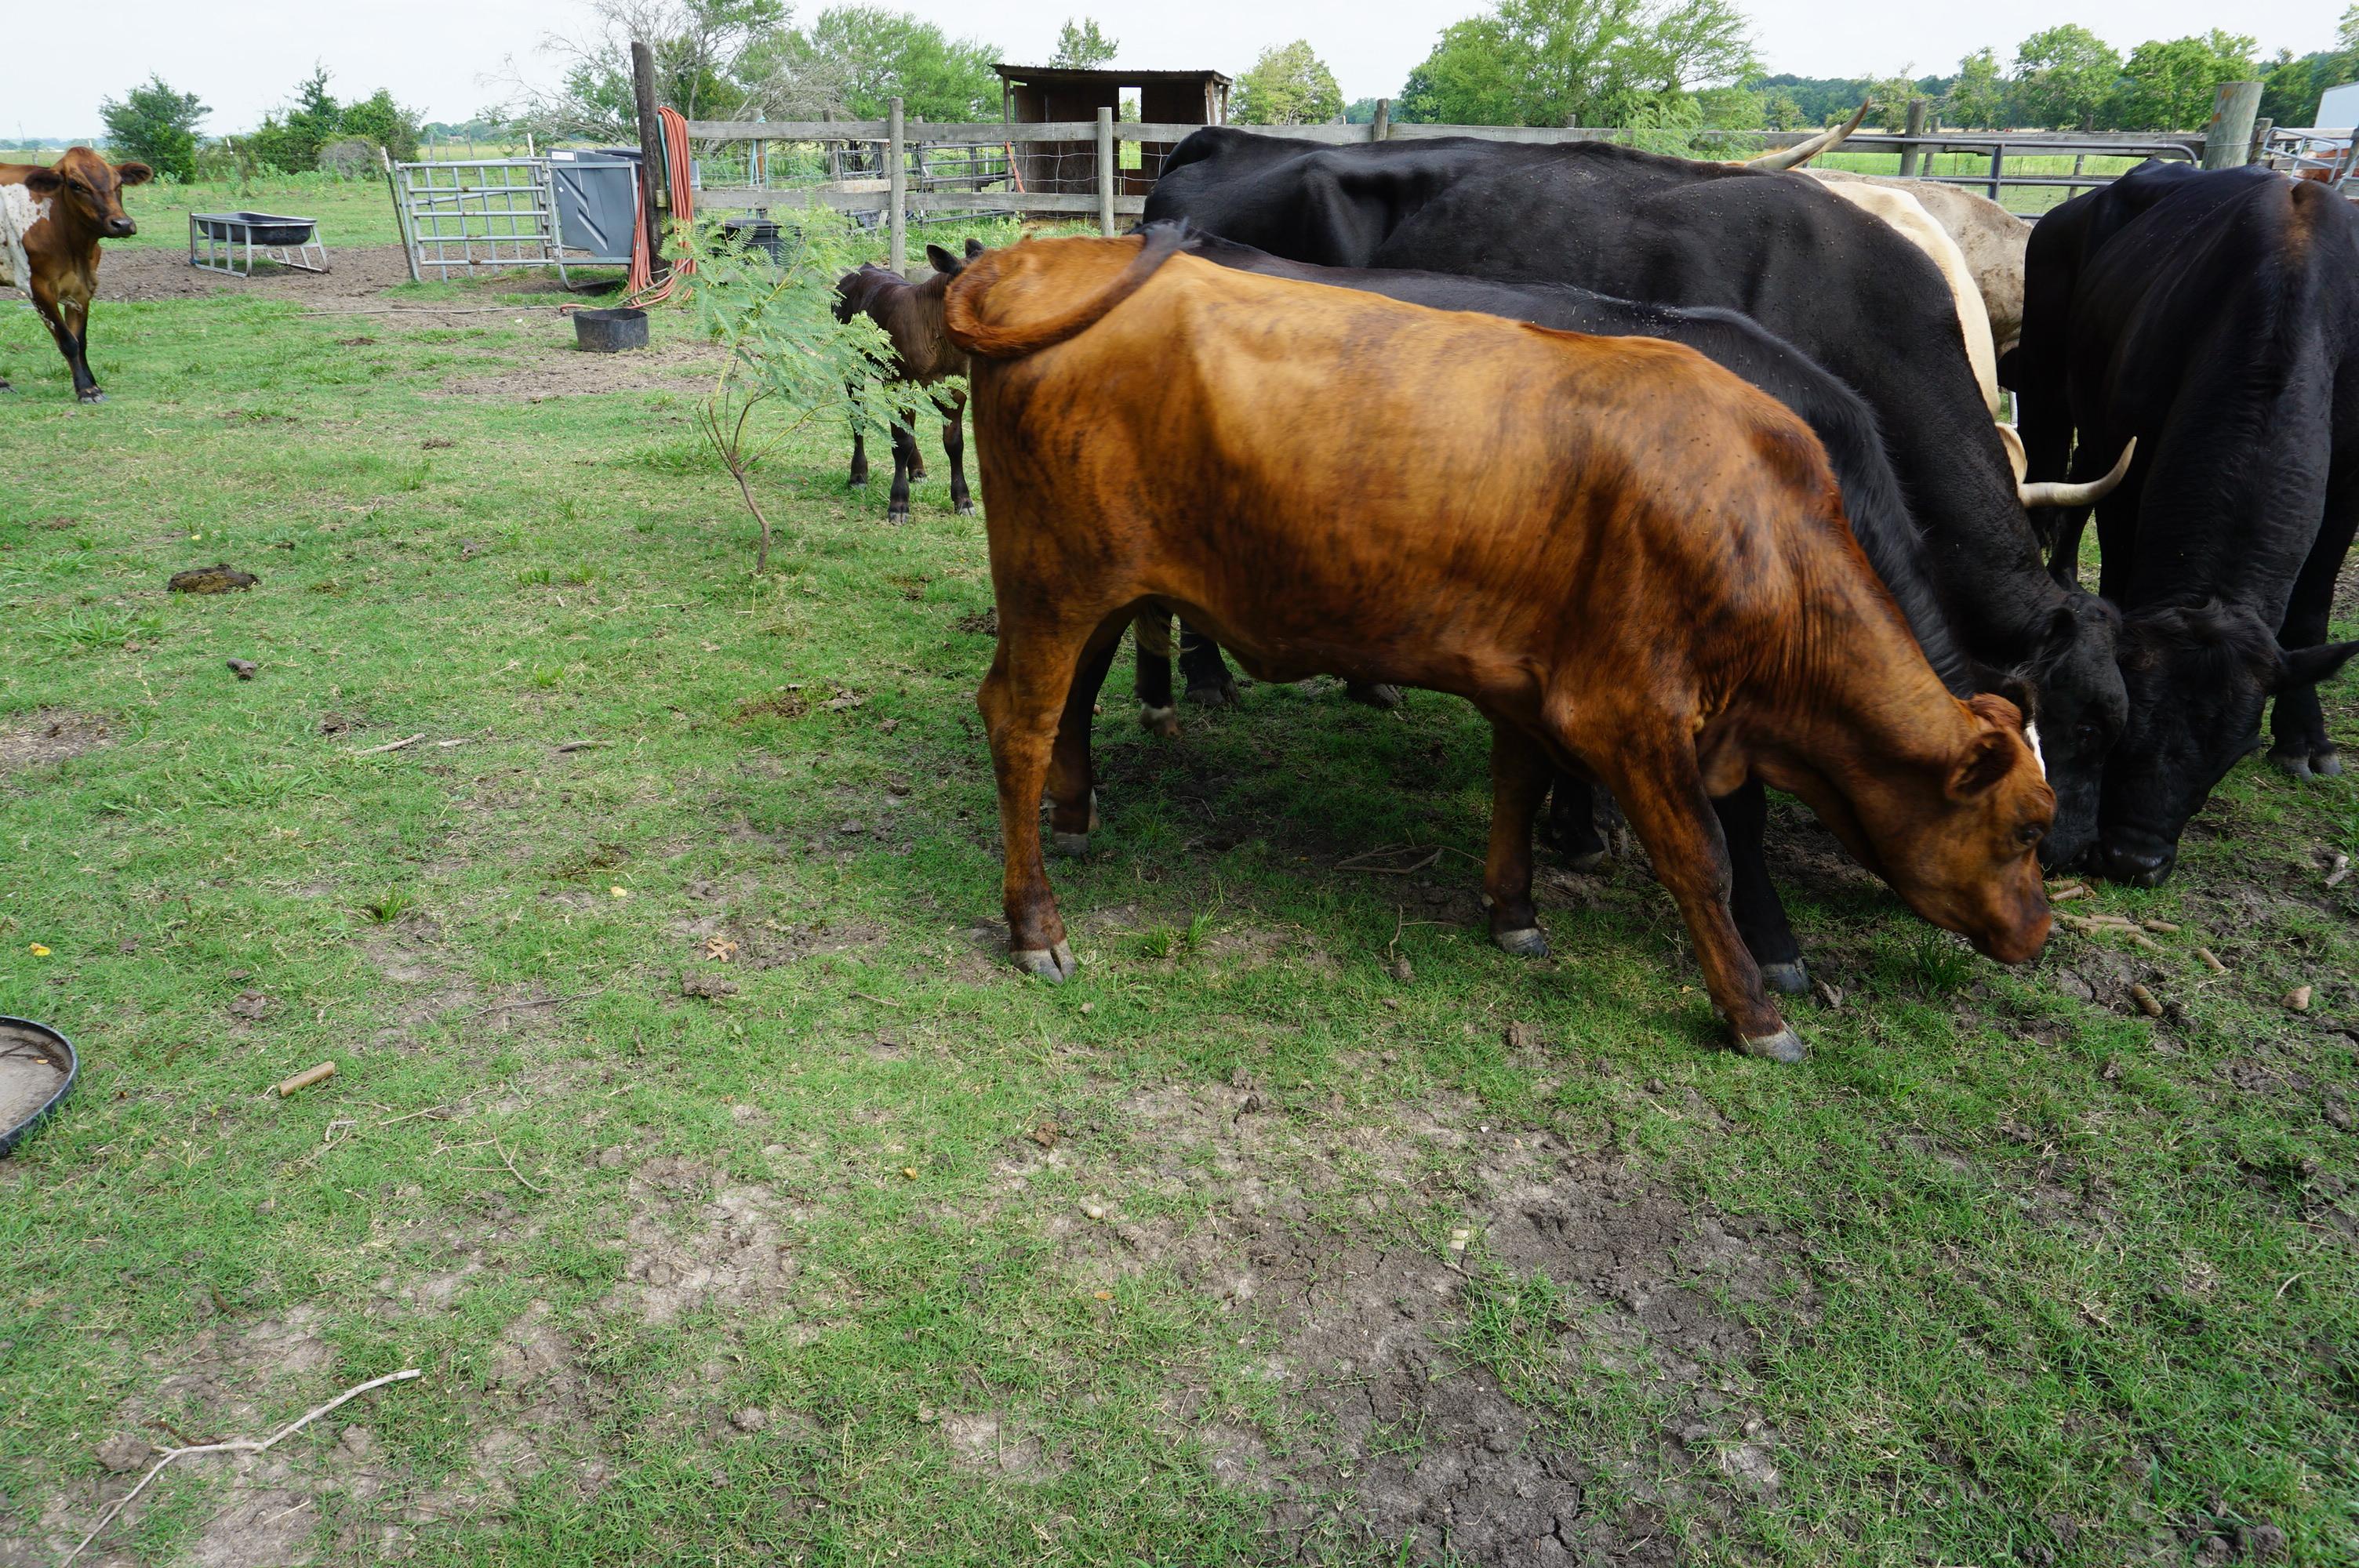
[2099,840,2175,887]
[107,218,136,238]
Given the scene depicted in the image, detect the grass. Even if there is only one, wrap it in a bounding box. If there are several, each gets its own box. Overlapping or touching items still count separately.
[1,254,2355,1566]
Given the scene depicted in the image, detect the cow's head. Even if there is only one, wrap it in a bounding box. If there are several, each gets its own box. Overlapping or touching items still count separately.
[2098,601,2359,886]
[1866,692,2056,964]
[30,146,150,239]
[2010,591,2127,872]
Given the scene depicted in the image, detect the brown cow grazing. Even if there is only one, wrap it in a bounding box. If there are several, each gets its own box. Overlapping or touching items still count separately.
[944,231,2055,1061]
[0,147,151,403]
[831,239,982,521]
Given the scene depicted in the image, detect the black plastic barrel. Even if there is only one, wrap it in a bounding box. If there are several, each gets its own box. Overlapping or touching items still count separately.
[723,216,785,264]
[574,307,649,353]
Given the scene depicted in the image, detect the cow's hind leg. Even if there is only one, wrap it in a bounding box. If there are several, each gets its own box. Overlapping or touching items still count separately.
[1178,622,1239,706]
[978,616,1113,982]
[886,423,919,523]
[2269,463,2359,778]
[848,419,870,488]
[1485,723,1554,957]
[1133,610,1180,737]
[1715,780,1808,993]
[1543,773,1611,873]
[1346,681,1403,710]
[1590,730,1802,1062]
[941,390,974,517]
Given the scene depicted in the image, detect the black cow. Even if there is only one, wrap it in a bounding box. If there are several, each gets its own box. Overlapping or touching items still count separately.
[2015,162,2359,884]
[1144,130,2130,869]
[1143,231,1982,991]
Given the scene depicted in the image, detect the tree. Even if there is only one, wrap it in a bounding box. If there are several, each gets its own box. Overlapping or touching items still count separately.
[99,76,206,182]
[2012,25,2120,129]
[800,7,1001,119]
[498,0,819,142]
[1944,48,2008,129]
[2105,31,2255,130]
[1861,68,1923,129]
[1396,0,1755,129]
[1230,40,1343,125]
[339,89,423,162]
[247,68,344,174]
[1049,17,1116,69]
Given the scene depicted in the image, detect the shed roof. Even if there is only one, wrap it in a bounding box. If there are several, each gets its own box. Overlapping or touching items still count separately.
[992,64,1234,88]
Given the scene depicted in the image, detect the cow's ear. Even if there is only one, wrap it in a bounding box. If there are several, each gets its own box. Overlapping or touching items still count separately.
[964,237,986,260]
[25,167,64,194]
[1992,673,2039,724]
[2276,640,2359,692]
[1948,729,2016,800]
[114,162,154,187]
[925,243,959,274]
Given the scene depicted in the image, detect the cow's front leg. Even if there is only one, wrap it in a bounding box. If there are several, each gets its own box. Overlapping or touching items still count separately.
[848,419,870,487]
[1714,779,1808,993]
[886,423,918,523]
[1596,732,1802,1062]
[33,282,100,403]
[1177,621,1239,706]
[1047,633,1120,855]
[977,619,1103,982]
[1485,722,1554,957]
[1543,772,1611,872]
[2269,467,2359,778]
[1132,609,1180,737]
[941,390,974,516]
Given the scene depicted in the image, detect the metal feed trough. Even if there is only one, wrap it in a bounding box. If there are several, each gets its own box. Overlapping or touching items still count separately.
[0,1017,76,1157]
[391,158,569,283]
[189,211,327,278]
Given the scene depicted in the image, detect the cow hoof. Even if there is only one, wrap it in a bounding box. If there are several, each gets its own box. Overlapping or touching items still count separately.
[1139,704,1180,739]
[1561,848,1609,874]
[1052,830,1092,858]
[954,500,976,517]
[2314,748,2343,778]
[78,390,107,405]
[2268,746,2315,780]
[1185,680,1238,709]
[885,507,909,525]
[1738,1026,1808,1064]
[1760,960,1810,995]
[1346,681,1403,710]
[849,474,869,488]
[1012,940,1078,983]
[1494,926,1550,959]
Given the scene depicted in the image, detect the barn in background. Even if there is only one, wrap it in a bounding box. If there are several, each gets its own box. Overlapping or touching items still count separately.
[993,65,1231,197]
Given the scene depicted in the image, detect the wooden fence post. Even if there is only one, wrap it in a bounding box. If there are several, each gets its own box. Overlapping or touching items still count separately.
[631,41,669,284]
[2247,116,2273,166]
[1897,99,1927,176]
[889,96,906,274]
[1372,98,1390,143]
[1097,107,1116,236]
[2201,81,2263,170]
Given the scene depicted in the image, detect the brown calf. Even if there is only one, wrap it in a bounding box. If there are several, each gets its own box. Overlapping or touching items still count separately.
[832,240,981,521]
[943,232,2055,1061]
[1,147,151,403]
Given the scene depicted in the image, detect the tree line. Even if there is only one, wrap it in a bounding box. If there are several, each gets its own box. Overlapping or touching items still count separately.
[100,68,424,183]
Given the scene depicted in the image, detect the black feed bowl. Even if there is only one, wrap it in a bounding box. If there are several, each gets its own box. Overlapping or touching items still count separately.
[574,307,649,354]
[193,212,318,246]
[0,1017,77,1157]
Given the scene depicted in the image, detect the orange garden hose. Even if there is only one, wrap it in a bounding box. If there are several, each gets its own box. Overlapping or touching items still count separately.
[625,105,698,306]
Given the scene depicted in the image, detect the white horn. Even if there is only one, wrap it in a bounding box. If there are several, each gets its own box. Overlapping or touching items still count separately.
[1744,100,1872,170]
[2019,438,2137,510]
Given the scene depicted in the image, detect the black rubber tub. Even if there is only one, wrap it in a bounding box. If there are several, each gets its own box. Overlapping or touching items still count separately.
[0,1017,76,1157]
[192,212,318,246]
[574,307,649,353]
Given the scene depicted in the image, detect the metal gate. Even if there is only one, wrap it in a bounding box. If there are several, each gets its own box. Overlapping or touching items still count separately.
[391,159,569,283]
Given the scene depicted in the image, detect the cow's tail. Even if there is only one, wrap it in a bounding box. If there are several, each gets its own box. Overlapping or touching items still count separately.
[944,223,1188,360]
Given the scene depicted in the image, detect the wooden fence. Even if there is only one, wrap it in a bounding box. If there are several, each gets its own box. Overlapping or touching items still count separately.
[656,90,2257,274]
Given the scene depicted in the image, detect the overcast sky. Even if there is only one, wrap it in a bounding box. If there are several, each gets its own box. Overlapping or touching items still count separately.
[9,0,2340,140]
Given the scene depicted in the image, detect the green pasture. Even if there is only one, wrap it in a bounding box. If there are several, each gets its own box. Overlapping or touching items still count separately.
[0,260,2354,1566]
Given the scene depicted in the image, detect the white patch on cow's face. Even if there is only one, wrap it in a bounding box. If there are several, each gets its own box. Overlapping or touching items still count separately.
[2024,720,2046,779]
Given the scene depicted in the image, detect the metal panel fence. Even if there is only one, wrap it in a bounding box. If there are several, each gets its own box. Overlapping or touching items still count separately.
[389,158,571,283]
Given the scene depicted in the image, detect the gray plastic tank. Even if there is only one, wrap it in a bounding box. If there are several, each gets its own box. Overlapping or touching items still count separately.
[547,150,642,266]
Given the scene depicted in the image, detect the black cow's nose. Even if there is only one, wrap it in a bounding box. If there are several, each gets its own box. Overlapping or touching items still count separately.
[2100,843,2174,887]
[109,218,136,238]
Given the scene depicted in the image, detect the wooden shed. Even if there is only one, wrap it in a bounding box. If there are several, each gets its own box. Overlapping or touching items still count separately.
[994,64,1231,197]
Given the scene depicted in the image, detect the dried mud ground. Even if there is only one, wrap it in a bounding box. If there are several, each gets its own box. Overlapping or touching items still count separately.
[2,241,2357,1568]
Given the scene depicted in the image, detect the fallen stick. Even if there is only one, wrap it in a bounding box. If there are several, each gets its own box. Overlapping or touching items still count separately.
[63,1369,421,1566]
[349,733,423,757]
[274,1062,336,1098]
[554,739,605,753]
[491,1131,546,1195]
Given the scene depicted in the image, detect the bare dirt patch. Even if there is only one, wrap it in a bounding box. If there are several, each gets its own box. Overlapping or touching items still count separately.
[0,709,110,776]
